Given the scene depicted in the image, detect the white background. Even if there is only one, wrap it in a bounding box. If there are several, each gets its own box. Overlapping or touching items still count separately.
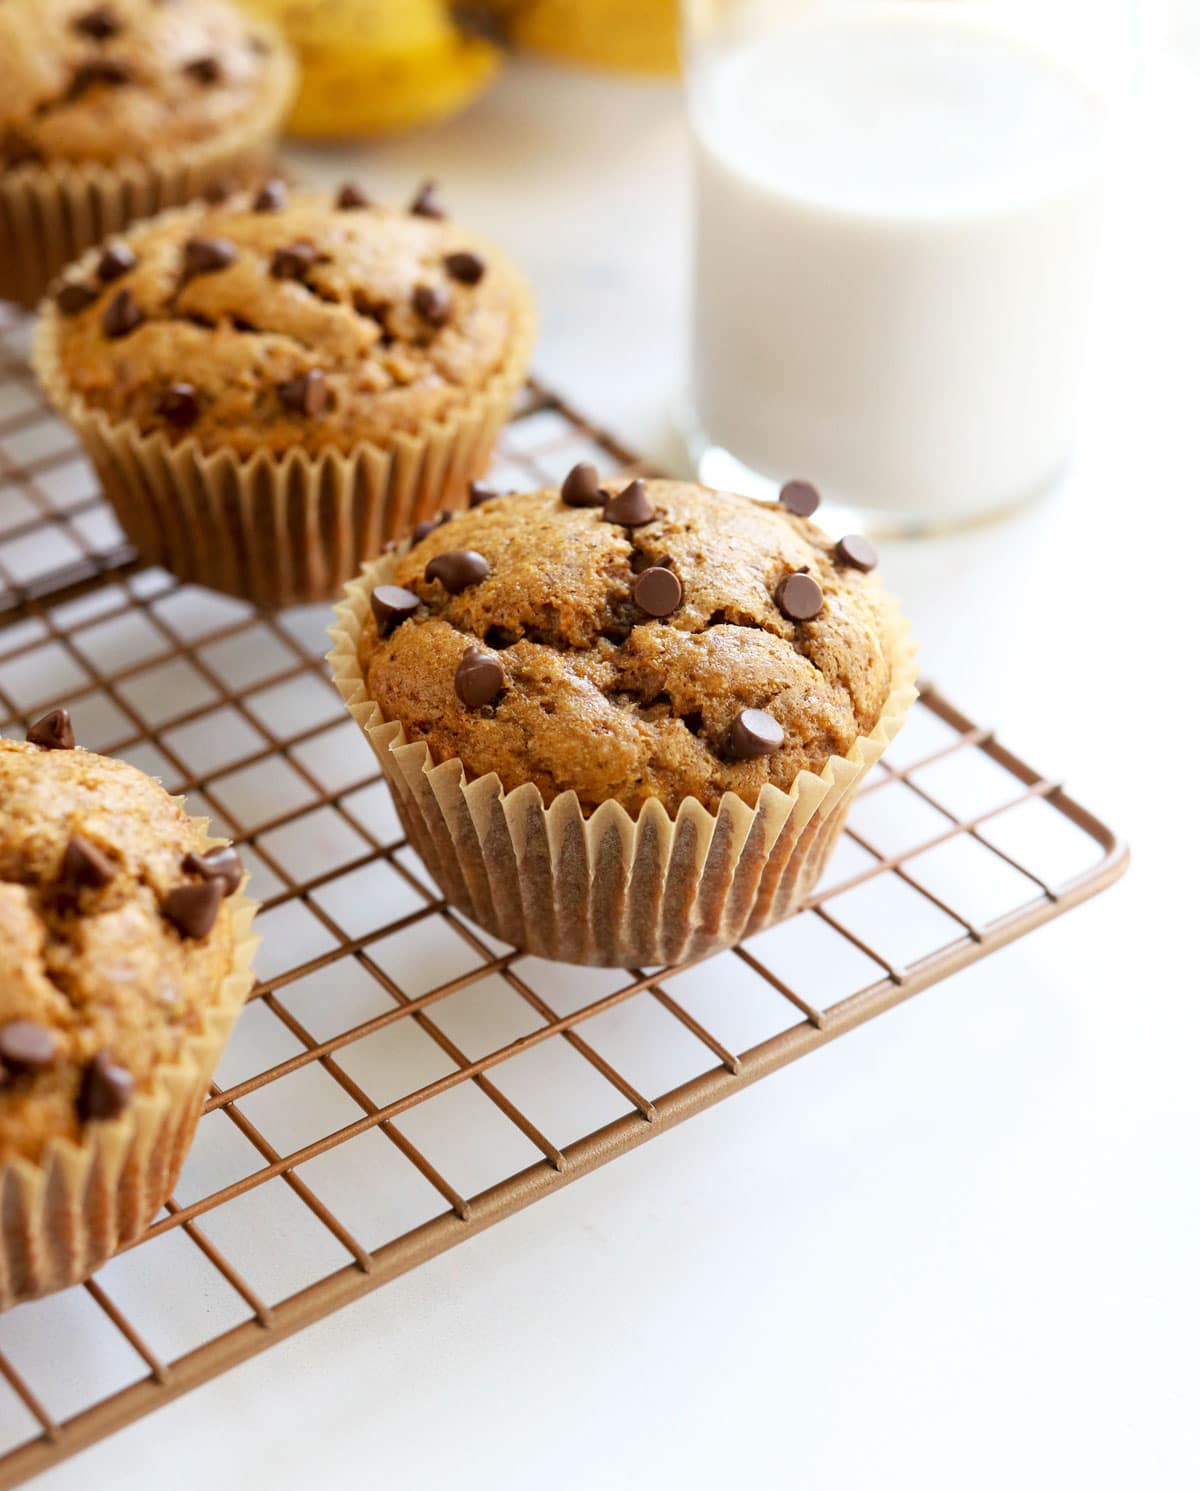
[28,44,1200,1491]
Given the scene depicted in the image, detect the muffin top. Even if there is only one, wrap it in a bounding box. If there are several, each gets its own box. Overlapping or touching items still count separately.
[358,477,896,817]
[46,183,530,457]
[0,718,242,1167]
[0,0,292,170]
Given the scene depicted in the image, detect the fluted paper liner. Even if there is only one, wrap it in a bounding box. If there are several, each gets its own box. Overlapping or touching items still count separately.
[329,550,919,968]
[32,230,537,609]
[0,47,295,309]
[0,855,258,1311]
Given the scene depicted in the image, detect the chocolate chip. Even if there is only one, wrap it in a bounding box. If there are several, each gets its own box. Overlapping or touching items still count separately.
[183,236,237,277]
[410,179,445,219]
[780,480,820,519]
[155,382,200,429]
[633,565,682,618]
[776,572,824,621]
[444,250,485,285]
[412,511,451,543]
[253,177,287,213]
[79,1050,133,1121]
[0,1021,58,1075]
[371,584,419,639]
[182,845,243,897]
[184,55,222,85]
[561,462,603,508]
[727,707,785,760]
[603,479,655,527]
[56,279,99,315]
[336,181,371,209]
[101,287,143,339]
[468,481,498,508]
[73,5,121,40]
[203,175,236,205]
[276,369,328,417]
[26,708,75,750]
[412,284,451,327]
[97,241,136,281]
[162,880,222,939]
[425,549,490,594]
[835,534,878,572]
[60,835,116,893]
[270,242,316,280]
[455,647,504,709]
[68,58,131,97]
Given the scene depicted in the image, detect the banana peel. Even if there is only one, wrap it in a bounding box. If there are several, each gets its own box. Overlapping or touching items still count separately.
[481,0,680,76]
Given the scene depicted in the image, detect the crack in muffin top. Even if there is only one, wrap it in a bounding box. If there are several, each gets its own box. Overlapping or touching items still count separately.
[1,0,290,168]
[48,187,529,457]
[358,479,895,817]
[0,736,238,1166]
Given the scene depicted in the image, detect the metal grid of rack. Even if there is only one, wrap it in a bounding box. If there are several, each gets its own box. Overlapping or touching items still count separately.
[0,303,1127,1487]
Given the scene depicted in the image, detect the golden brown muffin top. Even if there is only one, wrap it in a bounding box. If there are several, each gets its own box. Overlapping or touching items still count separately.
[46,184,530,458]
[358,478,895,817]
[0,721,241,1167]
[0,0,291,169]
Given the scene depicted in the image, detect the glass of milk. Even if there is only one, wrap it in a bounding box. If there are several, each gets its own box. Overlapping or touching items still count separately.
[685,0,1135,532]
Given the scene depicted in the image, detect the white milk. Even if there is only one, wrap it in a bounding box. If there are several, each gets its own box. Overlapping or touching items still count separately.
[691,10,1107,522]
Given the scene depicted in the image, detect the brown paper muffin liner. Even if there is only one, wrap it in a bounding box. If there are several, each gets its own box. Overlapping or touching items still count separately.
[0,872,258,1311]
[0,50,296,310]
[32,258,537,610]
[328,551,919,968]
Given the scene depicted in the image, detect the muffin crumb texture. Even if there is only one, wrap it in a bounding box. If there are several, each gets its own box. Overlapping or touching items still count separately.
[359,480,895,816]
[0,736,236,1167]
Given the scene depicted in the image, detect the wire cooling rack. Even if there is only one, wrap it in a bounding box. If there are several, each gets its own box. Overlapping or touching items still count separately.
[0,302,1127,1487]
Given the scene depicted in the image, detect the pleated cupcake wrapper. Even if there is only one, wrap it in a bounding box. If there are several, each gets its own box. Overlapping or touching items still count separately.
[329,550,919,968]
[32,263,537,609]
[0,49,295,310]
[0,885,258,1311]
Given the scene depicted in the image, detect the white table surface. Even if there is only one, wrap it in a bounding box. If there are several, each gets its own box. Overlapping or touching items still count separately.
[30,56,1199,1491]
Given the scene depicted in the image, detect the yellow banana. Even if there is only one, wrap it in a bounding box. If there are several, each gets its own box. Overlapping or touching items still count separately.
[482,0,680,76]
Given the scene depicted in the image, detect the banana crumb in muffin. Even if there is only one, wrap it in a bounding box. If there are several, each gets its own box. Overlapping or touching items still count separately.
[357,477,893,816]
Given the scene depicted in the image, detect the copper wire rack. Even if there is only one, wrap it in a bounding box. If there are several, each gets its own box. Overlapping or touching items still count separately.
[0,302,1127,1487]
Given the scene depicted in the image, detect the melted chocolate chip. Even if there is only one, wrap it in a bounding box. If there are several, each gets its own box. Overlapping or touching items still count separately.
[336,181,371,209]
[468,481,498,508]
[56,279,99,315]
[561,462,603,508]
[603,480,655,528]
[726,708,785,760]
[68,58,131,98]
[79,1051,133,1121]
[455,647,504,709]
[60,835,117,893]
[780,480,821,519]
[444,250,485,285]
[410,179,446,219]
[101,287,143,339]
[371,584,420,638]
[425,549,490,593]
[97,241,136,281]
[270,242,316,280]
[154,382,201,429]
[633,565,682,618]
[182,846,243,897]
[162,880,223,939]
[203,175,236,204]
[253,178,287,213]
[0,1021,58,1075]
[183,236,237,277]
[835,534,878,572]
[26,708,75,750]
[776,572,824,621]
[412,283,451,327]
[412,511,452,543]
[73,5,121,41]
[276,369,329,417]
[183,55,222,85]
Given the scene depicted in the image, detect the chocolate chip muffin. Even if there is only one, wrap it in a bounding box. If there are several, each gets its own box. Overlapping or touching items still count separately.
[0,710,256,1307]
[34,182,537,606]
[331,476,917,966]
[0,0,295,308]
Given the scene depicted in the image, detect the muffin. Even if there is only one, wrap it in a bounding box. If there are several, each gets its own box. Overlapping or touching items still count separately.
[329,475,917,966]
[34,182,537,607]
[0,711,256,1308]
[0,0,295,308]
